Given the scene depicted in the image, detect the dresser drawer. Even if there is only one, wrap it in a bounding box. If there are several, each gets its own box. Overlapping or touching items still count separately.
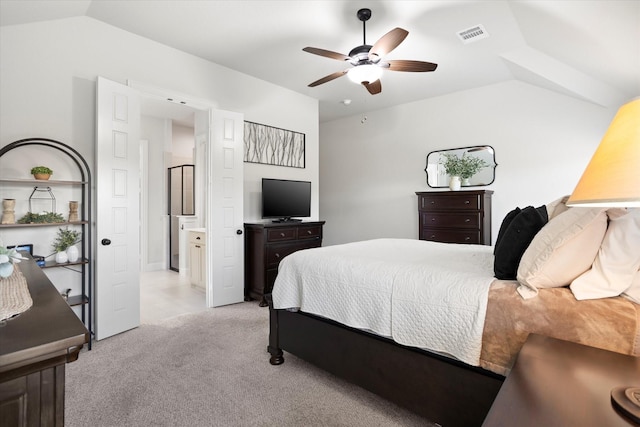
[297,225,322,239]
[420,228,481,244]
[266,241,320,267]
[189,231,205,245]
[266,227,297,242]
[419,194,481,211]
[420,212,481,229]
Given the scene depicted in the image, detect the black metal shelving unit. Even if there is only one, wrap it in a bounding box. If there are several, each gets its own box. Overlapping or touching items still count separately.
[0,138,93,349]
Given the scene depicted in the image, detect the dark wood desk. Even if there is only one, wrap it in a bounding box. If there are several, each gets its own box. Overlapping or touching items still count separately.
[483,334,640,427]
[0,257,89,426]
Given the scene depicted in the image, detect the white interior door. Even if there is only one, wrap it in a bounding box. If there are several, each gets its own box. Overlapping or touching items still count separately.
[95,76,141,340]
[199,109,244,307]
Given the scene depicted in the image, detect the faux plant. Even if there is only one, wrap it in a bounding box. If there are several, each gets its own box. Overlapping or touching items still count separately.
[0,241,25,278]
[17,211,65,224]
[440,153,489,179]
[51,227,81,252]
[30,166,53,175]
[0,245,25,265]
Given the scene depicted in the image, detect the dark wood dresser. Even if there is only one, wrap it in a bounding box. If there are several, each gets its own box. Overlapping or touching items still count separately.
[416,190,493,245]
[244,221,325,306]
[0,257,89,426]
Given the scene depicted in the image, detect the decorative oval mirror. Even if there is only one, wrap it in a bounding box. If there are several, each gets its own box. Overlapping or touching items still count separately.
[425,145,497,188]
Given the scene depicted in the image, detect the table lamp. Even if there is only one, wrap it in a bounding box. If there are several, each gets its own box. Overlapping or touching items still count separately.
[567,97,640,423]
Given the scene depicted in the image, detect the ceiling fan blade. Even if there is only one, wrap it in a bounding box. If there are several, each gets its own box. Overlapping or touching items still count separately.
[303,47,350,61]
[385,60,438,72]
[308,70,348,87]
[369,28,409,60]
[363,79,382,95]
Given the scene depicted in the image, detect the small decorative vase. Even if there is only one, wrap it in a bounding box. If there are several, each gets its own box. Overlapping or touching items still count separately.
[68,201,79,222]
[66,245,79,263]
[55,251,69,264]
[1,199,16,224]
[462,177,470,186]
[0,262,14,278]
[449,176,461,191]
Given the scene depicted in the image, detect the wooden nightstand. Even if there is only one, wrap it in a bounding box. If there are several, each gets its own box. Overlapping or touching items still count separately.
[483,334,640,427]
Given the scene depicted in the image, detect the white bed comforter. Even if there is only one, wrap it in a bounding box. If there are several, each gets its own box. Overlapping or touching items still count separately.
[272,238,496,366]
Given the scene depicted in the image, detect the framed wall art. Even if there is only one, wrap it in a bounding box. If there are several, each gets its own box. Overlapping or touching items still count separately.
[243,121,305,168]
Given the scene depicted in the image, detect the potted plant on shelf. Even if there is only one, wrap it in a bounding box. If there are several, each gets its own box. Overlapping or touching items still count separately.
[51,227,80,263]
[440,153,489,191]
[17,211,65,224]
[31,166,53,180]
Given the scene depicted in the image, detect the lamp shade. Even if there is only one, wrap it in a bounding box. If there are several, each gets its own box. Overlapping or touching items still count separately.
[567,98,640,207]
[347,65,383,84]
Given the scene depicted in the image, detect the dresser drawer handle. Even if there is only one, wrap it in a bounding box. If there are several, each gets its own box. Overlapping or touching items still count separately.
[465,237,471,241]
[275,253,280,258]
[464,200,470,204]
[465,218,471,223]
[430,234,436,239]
[307,230,312,235]
[280,232,285,237]
[430,201,435,204]
[431,218,436,221]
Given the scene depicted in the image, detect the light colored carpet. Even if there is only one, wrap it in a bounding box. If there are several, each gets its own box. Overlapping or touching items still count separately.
[65,301,435,426]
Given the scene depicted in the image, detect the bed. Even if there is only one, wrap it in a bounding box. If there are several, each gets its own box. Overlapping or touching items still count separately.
[266,207,640,427]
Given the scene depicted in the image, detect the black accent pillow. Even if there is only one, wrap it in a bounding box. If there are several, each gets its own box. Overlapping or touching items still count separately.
[494,205,549,280]
[494,207,521,255]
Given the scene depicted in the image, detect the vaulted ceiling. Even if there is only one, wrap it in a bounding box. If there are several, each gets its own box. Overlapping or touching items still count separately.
[1,0,638,122]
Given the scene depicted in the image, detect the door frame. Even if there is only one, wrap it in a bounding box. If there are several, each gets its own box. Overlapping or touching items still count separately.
[129,80,211,275]
[128,81,245,308]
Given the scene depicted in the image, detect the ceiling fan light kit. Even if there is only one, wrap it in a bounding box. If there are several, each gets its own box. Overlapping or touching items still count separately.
[303,8,438,95]
[347,64,383,84]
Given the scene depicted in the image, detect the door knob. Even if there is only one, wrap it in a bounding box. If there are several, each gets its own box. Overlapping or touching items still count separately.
[236,229,243,235]
[101,238,111,246]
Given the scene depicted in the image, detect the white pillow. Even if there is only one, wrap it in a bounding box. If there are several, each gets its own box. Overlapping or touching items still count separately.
[545,195,570,220]
[516,207,607,299]
[571,209,640,300]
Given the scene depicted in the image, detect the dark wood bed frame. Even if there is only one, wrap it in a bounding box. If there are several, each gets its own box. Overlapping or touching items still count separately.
[266,294,505,427]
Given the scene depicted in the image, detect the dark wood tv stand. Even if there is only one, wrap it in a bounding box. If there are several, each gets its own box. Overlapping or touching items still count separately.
[244,221,325,306]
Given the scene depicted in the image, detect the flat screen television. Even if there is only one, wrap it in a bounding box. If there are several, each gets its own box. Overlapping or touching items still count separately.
[262,178,311,222]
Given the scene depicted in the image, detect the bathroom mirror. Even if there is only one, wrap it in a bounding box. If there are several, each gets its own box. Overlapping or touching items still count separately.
[425,145,497,188]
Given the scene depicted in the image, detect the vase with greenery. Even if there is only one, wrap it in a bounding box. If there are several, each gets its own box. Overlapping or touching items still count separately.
[52,227,80,263]
[440,153,489,186]
[31,166,53,180]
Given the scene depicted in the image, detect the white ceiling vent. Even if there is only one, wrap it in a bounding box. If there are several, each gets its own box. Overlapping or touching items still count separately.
[457,25,489,44]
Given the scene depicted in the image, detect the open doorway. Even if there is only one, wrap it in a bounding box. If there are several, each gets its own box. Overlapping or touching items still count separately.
[138,95,206,324]
[96,78,245,336]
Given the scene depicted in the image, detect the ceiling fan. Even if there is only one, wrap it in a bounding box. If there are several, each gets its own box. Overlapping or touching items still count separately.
[303,8,438,95]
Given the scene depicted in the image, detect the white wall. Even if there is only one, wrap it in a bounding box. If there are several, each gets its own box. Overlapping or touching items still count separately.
[0,17,319,273]
[319,80,619,246]
[171,123,194,165]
